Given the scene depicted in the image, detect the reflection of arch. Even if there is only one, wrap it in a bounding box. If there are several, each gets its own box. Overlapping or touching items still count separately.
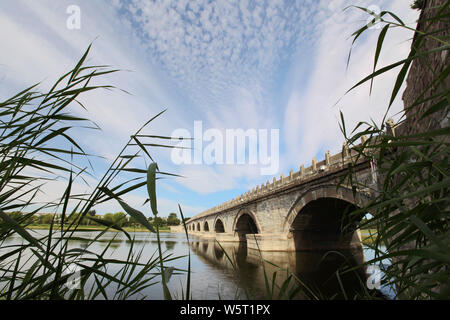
[165,241,176,251]
[293,249,366,299]
[202,242,208,252]
[203,221,210,232]
[214,219,225,233]
[282,185,371,235]
[197,223,201,231]
[214,243,224,260]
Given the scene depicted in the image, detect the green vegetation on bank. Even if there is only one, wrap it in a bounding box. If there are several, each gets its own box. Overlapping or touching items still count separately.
[24,224,171,233]
[359,229,378,245]
[1,210,181,230]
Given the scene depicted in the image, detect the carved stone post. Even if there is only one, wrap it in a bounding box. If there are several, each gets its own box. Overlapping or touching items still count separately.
[325,150,331,166]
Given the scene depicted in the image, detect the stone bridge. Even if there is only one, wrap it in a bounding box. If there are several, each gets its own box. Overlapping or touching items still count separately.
[186,139,379,252]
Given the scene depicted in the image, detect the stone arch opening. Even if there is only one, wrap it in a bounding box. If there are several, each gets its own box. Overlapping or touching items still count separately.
[235,213,259,242]
[289,197,367,298]
[290,197,361,251]
[196,222,201,231]
[214,219,225,233]
[203,221,210,232]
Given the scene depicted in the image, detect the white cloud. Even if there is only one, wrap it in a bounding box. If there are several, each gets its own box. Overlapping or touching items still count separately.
[175,163,268,195]
[117,0,315,111]
[176,165,237,195]
[282,0,419,169]
[0,0,187,154]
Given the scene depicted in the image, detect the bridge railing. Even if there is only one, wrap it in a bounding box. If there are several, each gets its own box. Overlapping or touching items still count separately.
[190,137,373,221]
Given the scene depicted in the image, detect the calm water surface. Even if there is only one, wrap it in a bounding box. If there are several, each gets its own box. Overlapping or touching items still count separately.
[1,229,392,299]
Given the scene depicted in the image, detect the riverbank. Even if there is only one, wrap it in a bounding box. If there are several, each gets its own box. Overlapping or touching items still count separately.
[26,224,173,233]
[25,225,377,244]
[360,229,377,245]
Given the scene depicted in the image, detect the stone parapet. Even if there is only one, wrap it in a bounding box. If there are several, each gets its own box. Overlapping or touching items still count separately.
[189,140,372,223]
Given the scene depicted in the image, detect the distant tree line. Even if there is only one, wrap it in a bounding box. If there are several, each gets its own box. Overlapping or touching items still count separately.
[0,211,182,228]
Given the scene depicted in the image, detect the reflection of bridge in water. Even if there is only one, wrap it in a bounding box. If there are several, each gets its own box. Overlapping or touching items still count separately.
[189,238,366,299]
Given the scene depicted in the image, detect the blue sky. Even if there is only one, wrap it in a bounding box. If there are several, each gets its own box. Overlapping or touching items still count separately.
[0,0,419,217]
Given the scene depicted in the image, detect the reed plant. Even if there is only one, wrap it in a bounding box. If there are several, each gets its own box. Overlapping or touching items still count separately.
[241,1,449,300]
[336,2,449,299]
[0,45,189,300]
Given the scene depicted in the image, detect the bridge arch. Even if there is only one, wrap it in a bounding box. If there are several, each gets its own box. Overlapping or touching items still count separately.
[196,222,201,231]
[282,185,370,235]
[203,221,210,232]
[282,185,371,251]
[214,218,225,233]
[232,209,261,233]
[232,209,261,242]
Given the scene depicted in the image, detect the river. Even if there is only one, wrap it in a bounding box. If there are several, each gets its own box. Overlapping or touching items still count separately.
[1,229,394,300]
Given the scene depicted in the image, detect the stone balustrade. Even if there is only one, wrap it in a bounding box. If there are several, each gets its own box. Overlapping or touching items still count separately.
[192,137,370,220]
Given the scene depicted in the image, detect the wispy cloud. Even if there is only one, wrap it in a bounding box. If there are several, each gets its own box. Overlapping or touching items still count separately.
[0,0,420,215]
[117,0,319,111]
[0,0,190,215]
[282,0,419,169]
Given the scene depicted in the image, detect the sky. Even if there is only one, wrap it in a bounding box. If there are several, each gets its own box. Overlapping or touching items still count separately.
[0,0,420,218]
